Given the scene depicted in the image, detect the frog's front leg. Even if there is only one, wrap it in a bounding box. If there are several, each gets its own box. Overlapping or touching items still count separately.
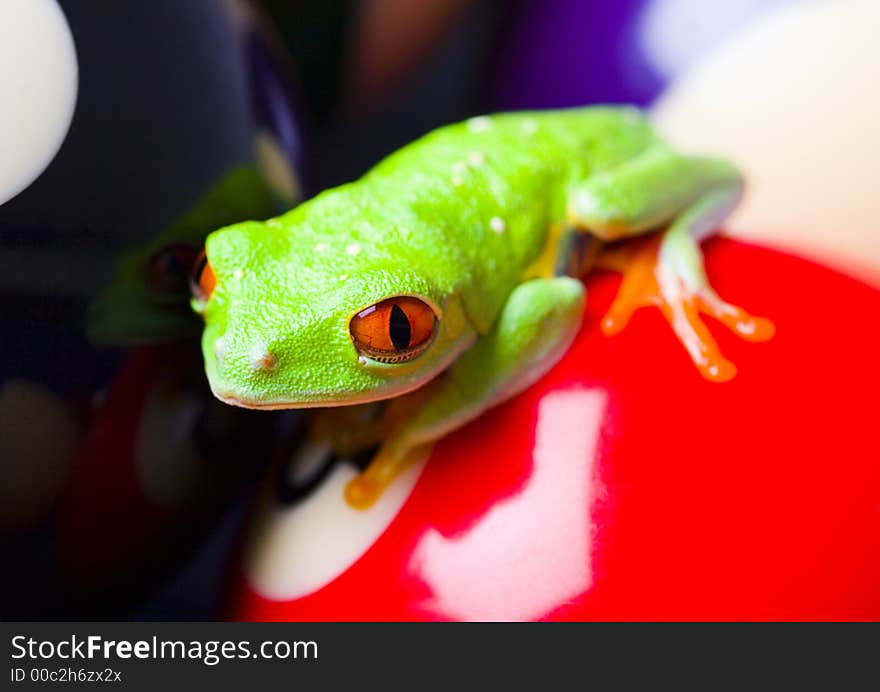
[344,277,586,509]
[569,146,774,381]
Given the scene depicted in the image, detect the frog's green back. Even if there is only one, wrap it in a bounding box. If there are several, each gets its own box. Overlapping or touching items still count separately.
[360,106,661,331]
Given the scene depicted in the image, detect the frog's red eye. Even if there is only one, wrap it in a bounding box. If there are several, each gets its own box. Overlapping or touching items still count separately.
[350,297,436,364]
[189,248,217,303]
[145,243,199,300]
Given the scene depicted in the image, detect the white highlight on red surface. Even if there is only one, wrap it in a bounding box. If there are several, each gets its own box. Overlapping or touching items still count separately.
[411,389,606,621]
[0,0,78,206]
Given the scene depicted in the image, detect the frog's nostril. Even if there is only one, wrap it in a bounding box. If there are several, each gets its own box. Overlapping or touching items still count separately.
[249,342,277,372]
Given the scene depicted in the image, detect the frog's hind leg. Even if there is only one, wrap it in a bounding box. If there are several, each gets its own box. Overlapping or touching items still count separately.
[569,147,774,381]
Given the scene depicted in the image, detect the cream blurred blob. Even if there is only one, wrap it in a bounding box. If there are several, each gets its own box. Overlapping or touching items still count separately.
[0,0,78,205]
[245,442,427,600]
[0,380,79,541]
[651,0,880,286]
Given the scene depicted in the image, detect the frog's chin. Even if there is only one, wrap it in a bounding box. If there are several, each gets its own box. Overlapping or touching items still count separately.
[208,379,430,411]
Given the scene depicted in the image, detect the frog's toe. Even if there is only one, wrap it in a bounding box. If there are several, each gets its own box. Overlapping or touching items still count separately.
[344,473,383,510]
[661,291,738,383]
[696,288,776,343]
[599,235,774,382]
[655,258,774,382]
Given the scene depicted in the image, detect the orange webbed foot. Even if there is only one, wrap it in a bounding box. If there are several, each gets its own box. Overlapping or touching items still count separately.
[598,236,775,382]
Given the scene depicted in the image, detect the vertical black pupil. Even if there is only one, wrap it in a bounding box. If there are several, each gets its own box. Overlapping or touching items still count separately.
[389,304,411,350]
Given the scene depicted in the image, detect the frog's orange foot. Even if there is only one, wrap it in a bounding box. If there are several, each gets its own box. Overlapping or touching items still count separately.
[343,441,430,509]
[344,472,385,510]
[599,236,775,382]
[343,444,404,510]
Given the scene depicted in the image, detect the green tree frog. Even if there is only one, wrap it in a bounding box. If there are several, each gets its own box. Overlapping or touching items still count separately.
[191,107,774,509]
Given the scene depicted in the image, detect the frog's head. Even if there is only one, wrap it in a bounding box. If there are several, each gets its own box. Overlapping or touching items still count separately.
[192,206,477,409]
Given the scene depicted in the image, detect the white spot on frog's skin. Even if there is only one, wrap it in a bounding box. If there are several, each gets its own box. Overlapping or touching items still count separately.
[467,116,492,132]
[250,342,277,372]
[468,151,486,167]
[346,243,362,256]
[266,218,282,229]
[315,242,328,252]
[451,175,464,187]
[489,217,506,233]
[521,118,538,135]
[233,268,244,280]
[358,355,369,366]
[339,273,349,282]
[452,161,467,174]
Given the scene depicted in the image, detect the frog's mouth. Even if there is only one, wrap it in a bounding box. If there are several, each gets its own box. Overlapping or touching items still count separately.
[209,382,427,411]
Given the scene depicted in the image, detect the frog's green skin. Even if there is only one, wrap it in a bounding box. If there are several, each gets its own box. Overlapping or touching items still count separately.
[197,106,746,501]
[87,165,280,345]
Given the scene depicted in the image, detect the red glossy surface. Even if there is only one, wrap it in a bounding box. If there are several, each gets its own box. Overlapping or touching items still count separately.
[228,238,880,620]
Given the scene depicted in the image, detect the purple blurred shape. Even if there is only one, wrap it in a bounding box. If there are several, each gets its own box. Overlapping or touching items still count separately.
[489,0,785,110]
